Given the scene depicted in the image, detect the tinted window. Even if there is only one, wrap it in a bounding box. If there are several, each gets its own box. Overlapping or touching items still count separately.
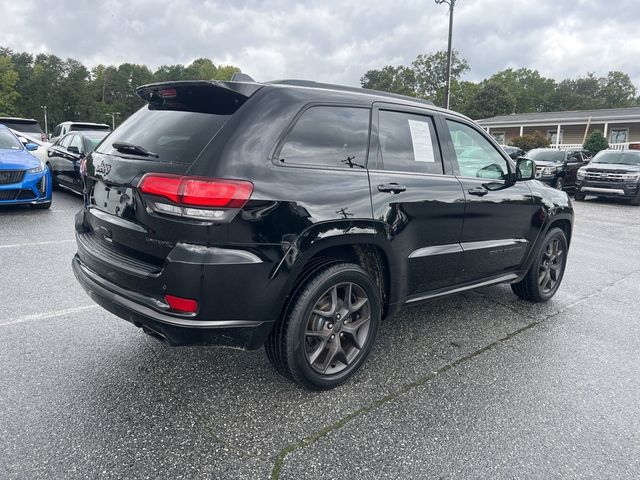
[526,149,565,162]
[377,110,442,174]
[279,106,370,169]
[592,151,640,165]
[59,134,73,148]
[97,84,246,165]
[0,129,22,150]
[0,119,42,134]
[447,120,509,180]
[97,107,231,164]
[83,132,109,152]
[70,135,84,152]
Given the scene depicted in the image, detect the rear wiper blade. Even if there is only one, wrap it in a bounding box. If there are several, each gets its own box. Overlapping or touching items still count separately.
[112,142,159,158]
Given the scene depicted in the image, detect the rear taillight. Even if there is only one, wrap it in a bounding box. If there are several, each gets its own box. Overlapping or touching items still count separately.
[138,173,253,221]
[628,143,640,150]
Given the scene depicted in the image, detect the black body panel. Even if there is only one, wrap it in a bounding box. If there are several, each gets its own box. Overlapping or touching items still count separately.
[73,80,574,349]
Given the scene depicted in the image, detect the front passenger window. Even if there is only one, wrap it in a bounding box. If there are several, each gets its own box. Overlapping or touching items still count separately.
[446,120,509,180]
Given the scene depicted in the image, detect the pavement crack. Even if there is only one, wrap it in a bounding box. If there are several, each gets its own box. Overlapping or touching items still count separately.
[269,321,540,480]
[269,267,640,479]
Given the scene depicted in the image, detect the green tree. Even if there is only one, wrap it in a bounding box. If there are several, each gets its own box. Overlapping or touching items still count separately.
[463,82,516,119]
[487,68,557,113]
[583,129,609,155]
[0,55,19,115]
[600,71,637,108]
[360,65,417,97]
[449,79,480,114]
[411,50,469,105]
[510,131,550,151]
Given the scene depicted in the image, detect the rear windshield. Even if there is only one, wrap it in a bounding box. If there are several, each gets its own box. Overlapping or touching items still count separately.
[0,129,22,150]
[84,131,110,152]
[96,84,250,164]
[70,124,110,132]
[96,107,231,164]
[592,151,640,166]
[526,149,564,162]
[0,120,42,134]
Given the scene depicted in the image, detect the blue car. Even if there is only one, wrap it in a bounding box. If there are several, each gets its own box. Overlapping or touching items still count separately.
[0,124,52,209]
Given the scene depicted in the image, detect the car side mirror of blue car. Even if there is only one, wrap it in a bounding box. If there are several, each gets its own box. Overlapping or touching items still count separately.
[25,143,39,151]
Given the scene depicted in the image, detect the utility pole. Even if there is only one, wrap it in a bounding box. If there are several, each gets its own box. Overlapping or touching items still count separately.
[105,112,120,130]
[40,105,48,136]
[435,0,456,110]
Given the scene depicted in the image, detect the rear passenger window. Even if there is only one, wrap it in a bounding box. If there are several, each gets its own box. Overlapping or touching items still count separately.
[377,110,443,175]
[279,106,370,169]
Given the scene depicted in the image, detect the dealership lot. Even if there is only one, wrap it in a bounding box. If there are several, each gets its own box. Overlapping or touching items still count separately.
[1,193,639,479]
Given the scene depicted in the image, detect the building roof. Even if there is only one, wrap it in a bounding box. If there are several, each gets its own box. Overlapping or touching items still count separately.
[477,107,640,126]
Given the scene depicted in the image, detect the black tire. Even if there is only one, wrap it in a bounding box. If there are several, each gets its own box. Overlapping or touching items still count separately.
[30,201,51,210]
[511,227,568,302]
[265,263,381,390]
[573,192,585,201]
[553,177,564,190]
[630,191,640,206]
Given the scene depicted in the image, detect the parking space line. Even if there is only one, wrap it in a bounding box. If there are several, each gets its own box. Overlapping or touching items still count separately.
[0,305,99,327]
[0,239,75,249]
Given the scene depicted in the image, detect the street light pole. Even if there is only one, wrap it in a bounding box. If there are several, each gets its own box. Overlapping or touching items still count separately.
[105,112,120,130]
[40,105,48,136]
[435,0,456,110]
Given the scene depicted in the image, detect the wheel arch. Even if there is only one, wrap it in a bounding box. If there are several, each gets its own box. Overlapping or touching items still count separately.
[270,220,400,322]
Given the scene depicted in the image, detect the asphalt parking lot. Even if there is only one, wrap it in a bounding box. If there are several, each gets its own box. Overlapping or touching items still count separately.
[1,192,639,479]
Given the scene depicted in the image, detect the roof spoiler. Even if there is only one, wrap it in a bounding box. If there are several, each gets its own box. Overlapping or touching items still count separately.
[136,80,263,102]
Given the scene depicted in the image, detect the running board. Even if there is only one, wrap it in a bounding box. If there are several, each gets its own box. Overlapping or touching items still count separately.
[404,273,519,304]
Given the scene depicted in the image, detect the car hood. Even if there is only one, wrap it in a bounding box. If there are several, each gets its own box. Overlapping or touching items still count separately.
[0,148,40,170]
[585,163,640,173]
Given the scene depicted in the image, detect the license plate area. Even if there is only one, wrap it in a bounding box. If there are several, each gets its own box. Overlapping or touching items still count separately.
[91,182,135,218]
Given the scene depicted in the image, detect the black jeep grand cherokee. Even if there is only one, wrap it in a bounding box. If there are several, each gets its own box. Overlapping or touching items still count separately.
[73,79,573,389]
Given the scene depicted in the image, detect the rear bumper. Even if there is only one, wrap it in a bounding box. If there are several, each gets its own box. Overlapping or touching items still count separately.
[72,255,274,349]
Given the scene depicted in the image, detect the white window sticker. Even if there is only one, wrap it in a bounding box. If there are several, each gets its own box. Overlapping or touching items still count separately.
[407,119,435,162]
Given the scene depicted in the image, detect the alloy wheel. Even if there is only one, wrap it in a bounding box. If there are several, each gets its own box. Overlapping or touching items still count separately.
[304,282,371,375]
[538,238,564,294]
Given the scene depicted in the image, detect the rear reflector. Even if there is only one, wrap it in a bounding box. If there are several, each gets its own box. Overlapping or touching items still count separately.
[139,174,253,209]
[628,143,640,150]
[164,294,198,313]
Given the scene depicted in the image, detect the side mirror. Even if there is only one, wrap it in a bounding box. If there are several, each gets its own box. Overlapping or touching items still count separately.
[25,143,38,151]
[67,145,81,154]
[516,157,535,180]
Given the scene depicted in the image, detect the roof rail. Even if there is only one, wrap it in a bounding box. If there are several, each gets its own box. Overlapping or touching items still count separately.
[267,79,434,106]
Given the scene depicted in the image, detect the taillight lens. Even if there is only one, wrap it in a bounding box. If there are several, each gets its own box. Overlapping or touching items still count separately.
[138,173,253,221]
[164,294,198,313]
[628,143,640,150]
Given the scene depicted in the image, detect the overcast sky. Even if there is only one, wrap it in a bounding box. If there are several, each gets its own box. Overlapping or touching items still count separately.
[2,0,640,86]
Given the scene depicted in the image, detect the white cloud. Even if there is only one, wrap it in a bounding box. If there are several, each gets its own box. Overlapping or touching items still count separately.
[1,0,640,87]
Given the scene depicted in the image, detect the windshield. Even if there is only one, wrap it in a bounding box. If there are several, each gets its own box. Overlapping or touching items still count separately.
[84,131,110,152]
[0,120,42,134]
[96,107,231,165]
[0,129,22,150]
[526,149,565,162]
[592,151,640,166]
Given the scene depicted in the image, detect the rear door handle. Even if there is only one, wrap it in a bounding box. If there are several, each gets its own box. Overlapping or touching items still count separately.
[468,186,488,197]
[378,183,407,194]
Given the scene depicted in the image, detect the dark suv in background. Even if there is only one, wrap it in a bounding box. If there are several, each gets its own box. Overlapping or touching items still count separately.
[527,148,591,190]
[73,79,573,389]
[575,149,640,205]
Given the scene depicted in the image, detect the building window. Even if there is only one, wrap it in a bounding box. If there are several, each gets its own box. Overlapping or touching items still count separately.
[547,129,563,144]
[609,128,628,144]
[491,131,505,145]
